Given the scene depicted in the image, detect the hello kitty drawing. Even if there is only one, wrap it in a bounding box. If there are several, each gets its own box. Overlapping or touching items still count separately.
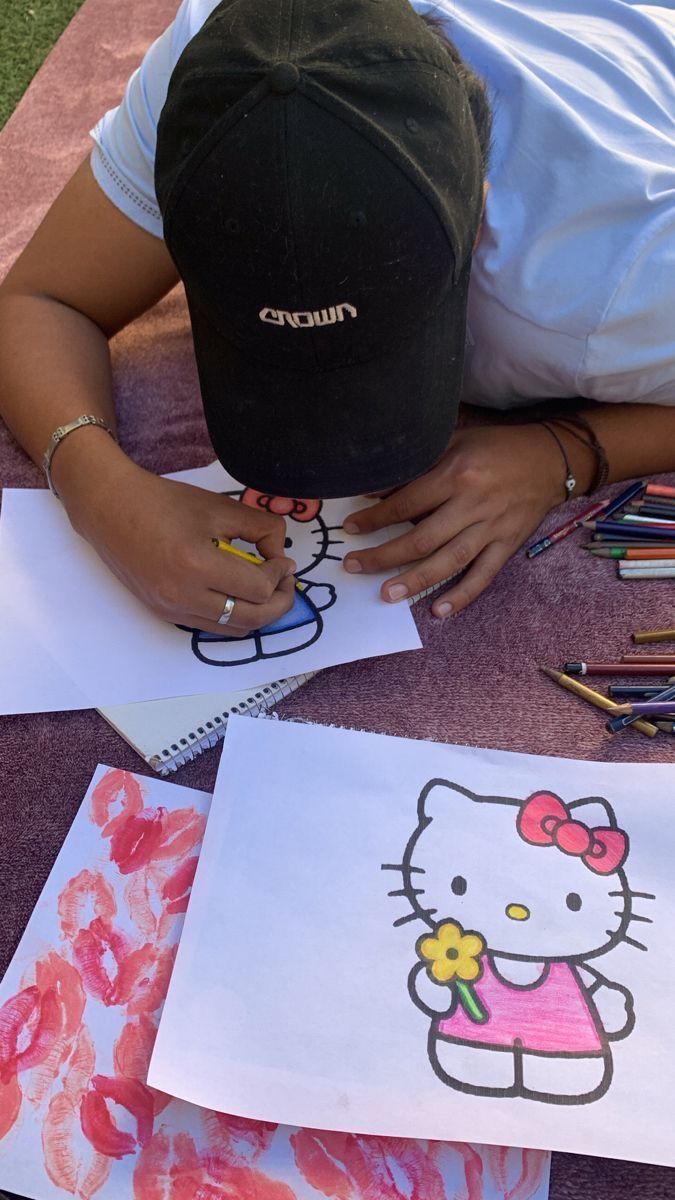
[183,489,339,666]
[385,780,653,1106]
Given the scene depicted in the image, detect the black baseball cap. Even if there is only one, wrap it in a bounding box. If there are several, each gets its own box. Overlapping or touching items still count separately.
[155,0,483,498]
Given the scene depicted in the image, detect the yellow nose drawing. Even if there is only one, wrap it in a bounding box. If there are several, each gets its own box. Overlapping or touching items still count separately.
[506,903,530,921]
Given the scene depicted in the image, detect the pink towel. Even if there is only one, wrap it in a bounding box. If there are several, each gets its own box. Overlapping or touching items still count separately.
[0,5,673,1195]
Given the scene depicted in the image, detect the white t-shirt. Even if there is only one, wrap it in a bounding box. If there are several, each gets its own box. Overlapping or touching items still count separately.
[89,0,675,409]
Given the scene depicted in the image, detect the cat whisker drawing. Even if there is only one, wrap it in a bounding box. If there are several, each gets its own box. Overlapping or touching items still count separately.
[393,908,438,928]
[390,779,651,1107]
[616,933,648,952]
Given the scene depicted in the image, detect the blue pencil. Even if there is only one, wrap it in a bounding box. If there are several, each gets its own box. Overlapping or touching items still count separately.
[585,519,675,542]
[601,480,645,519]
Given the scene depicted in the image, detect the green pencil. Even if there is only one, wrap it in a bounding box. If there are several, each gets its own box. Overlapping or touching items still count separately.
[583,543,675,555]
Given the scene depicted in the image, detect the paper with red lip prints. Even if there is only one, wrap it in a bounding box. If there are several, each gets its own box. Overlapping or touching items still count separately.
[0,763,551,1200]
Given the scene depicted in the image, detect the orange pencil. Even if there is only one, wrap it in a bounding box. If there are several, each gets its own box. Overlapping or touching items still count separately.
[646,483,675,499]
[624,547,675,560]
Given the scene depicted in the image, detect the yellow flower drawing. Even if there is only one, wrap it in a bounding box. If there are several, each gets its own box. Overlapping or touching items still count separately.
[418,921,485,984]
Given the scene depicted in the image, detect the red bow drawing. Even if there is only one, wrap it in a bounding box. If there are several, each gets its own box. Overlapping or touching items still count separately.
[241,489,321,522]
[517,791,628,875]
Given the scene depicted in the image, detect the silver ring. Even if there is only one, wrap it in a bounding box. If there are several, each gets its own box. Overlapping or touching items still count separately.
[217,595,236,626]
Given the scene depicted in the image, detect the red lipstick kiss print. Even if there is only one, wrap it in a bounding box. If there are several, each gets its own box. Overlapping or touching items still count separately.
[81,1074,155,1160]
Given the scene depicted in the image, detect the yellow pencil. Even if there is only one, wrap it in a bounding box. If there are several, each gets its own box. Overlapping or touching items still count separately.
[212,537,302,590]
[539,667,659,738]
[212,537,264,565]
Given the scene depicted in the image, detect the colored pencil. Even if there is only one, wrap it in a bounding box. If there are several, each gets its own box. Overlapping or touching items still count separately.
[584,520,675,541]
[525,499,609,558]
[655,720,675,733]
[564,662,675,676]
[539,667,658,737]
[618,560,675,570]
[632,629,675,644]
[646,483,675,499]
[614,701,675,715]
[619,568,675,579]
[606,682,675,733]
[601,480,645,518]
[632,496,675,508]
[619,655,675,664]
[609,684,675,697]
[586,547,675,560]
[588,542,675,552]
[619,657,672,667]
[616,515,675,527]
[627,504,675,519]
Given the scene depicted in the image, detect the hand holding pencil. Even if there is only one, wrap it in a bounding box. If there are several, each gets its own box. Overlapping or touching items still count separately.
[71,463,296,636]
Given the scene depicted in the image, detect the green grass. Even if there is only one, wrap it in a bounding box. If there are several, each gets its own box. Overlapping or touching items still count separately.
[0,0,87,129]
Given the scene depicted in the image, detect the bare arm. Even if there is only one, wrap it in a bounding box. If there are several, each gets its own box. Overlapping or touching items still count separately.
[0,155,295,633]
[0,153,180,471]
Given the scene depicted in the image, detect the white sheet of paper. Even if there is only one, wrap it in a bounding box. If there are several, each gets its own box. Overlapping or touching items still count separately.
[0,762,550,1200]
[150,716,675,1167]
[0,585,89,714]
[0,462,421,713]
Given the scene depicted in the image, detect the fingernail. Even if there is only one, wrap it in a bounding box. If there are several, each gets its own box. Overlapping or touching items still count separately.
[435,601,453,618]
[343,519,359,534]
[386,583,408,601]
[343,558,362,573]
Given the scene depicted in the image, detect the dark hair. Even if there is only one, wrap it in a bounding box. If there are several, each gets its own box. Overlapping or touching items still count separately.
[420,10,493,174]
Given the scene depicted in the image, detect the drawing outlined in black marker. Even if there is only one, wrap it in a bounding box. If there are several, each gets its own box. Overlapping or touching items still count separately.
[384,780,652,1106]
[181,489,339,666]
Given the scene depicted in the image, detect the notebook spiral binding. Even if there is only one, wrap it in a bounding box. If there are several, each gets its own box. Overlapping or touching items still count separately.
[148,673,317,776]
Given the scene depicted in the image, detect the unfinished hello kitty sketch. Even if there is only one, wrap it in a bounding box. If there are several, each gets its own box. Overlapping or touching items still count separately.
[387,780,653,1106]
[182,488,339,666]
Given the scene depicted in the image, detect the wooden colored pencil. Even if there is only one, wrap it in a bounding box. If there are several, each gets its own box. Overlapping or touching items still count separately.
[584,520,675,541]
[619,568,675,579]
[609,684,675,697]
[617,515,675,527]
[525,499,609,558]
[646,483,675,499]
[588,542,675,553]
[632,496,675,508]
[564,662,675,676]
[627,503,675,519]
[633,629,675,643]
[601,481,645,518]
[539,667,658,737]
[614,701,675,715]
[620,657,675,666]
[655,720,675,733]
[586,547,675,559]
[619,560,675,570]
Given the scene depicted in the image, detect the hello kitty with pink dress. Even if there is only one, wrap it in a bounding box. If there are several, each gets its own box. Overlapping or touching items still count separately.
[389,780,652,1105]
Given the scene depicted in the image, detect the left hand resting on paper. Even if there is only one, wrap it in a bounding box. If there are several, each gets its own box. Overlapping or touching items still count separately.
[342,424,590,617]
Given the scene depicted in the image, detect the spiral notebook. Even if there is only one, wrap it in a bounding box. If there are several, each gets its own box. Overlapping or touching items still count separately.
[98,672,317,775]
[96,579,452,775]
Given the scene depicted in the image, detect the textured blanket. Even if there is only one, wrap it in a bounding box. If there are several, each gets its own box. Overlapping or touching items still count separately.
[0,2,673,1195]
